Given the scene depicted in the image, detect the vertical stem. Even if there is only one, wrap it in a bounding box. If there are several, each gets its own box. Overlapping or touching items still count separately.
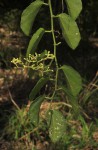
[48,0,58,93]
[62,0,64,13]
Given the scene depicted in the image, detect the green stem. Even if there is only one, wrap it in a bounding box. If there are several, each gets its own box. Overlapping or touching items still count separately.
[48,0,59,98]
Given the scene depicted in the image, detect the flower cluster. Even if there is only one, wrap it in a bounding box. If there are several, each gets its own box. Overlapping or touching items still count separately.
[11,51,55,75]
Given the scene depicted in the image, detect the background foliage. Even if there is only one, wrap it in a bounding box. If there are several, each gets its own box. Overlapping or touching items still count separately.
[0,0,98,79]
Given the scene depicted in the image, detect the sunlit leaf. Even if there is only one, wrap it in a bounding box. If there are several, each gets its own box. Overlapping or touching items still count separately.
[58,13,81,49]
[29,77,49,100]
[26,28,45,57]
[28,95,45,126]
[61,65,82,96]
[49,110,66,143]
[21,1,44,35]
[65,0,82,20]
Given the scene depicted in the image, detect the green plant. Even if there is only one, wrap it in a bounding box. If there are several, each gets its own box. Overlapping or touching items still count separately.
[12,0,83,145]
[78,116,94,142]
[5,107,33,140]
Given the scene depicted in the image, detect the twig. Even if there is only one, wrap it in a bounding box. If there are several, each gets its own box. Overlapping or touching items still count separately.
[8,90,20,110]
[18,127,39,141]
[88,71,98,91]
[90,83,98,89]
[82,111,91,120]
[79,71,98,102]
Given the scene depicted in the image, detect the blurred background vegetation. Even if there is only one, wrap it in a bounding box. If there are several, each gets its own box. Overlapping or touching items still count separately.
[0,1,98,149]
[0,0,98,79]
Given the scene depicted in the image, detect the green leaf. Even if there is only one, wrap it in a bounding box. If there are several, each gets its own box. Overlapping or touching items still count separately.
[82,89,98,105]
[49,110,66,143]
[21,1,44,36]
[29,77,49,100]
[46,110,52,127]
[61,65,82,96]
[58,13,81,49]
[61,86,80,115]
[38,50,48,60]
[65,0,82,20]
[28,95,45,126]
[26,28,45,57]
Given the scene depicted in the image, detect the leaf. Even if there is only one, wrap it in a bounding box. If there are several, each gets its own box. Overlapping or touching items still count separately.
[61,86,80,115]
[82,89,98,105]
[21,1,44,36]
[28,95,45,126]
[26,28,45,57]
[61,65,82,96]
[49,110,66,143]
[29,77,49,100]
[46,110,52,127]
[65,0,82,20]
[38,50,48,60]
[58,13,81,49]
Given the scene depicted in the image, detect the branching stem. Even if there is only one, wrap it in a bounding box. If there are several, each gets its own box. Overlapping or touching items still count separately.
[48,0,59,101]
